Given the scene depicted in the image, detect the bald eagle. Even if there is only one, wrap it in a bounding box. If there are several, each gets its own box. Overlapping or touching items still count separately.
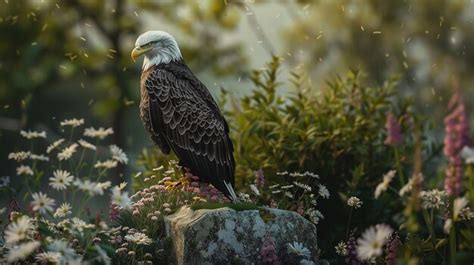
[131,31,237,201]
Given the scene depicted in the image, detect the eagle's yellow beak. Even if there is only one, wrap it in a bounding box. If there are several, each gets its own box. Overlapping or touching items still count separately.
[131,46,151,62]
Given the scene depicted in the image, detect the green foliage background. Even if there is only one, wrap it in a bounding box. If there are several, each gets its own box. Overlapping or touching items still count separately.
[1,0,474,263]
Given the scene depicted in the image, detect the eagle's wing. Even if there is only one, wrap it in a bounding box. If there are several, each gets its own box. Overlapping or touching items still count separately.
[145,68,236,198]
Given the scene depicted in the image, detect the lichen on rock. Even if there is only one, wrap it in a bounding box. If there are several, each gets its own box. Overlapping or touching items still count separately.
[164,206,318,265]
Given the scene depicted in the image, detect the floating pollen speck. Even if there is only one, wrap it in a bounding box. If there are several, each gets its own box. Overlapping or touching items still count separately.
[134,11,139,17]
[373,31,382,34]
[59,65,67,70]
[80,37,86,42]
[361,26,365,31]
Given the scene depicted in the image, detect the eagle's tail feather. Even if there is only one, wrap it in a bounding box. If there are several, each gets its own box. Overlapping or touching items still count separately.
[223,181,239,203]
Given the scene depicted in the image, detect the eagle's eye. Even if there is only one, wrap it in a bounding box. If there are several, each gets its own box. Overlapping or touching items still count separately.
[141,40,158,48]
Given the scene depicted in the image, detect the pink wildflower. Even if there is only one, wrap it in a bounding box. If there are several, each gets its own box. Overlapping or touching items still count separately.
[255,168,265,187]
[384,112,403,146]
[443,89,470,196]
[261,235,280,265]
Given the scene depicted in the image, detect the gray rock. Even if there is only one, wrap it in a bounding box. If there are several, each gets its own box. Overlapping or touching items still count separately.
[164,206,318,265]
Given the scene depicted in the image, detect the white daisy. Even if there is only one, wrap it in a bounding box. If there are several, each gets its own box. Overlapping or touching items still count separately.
[124,232,152,245]
[293,181,312,192]
[7,241,41,263]
[49,170,74,190]
[16,165,34,176]
[29,153,50,162]
[110,145,128,164]
[47,240,76,260]
[46,138,65,153]
[35,251,62,263]
[374,170,396,199]
[8,151,31,161]
[347,196,363,209]
[60,118,84,127]
[444,218,453,234]
[453,197,469,221]
[356,224,393,260]
[111,186,132,210]
[307,208,324,224]
[84,127,114,139]
[461,146,474,164]
[31,192,55,214]
[78,139,96,150]
[20,130,46,139]
[250,184,260,196]
[0,176,10,187]
[54,203,72,218]
[57,143,78,161]
[287,241,311,258]
[5,215,33,244]
[95,159,118,169]
[318,184,330,199]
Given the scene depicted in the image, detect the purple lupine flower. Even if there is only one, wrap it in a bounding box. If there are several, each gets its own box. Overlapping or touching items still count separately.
[384,112,403,146]
[255,168,265,188]
[385,233,401,265]
[443,91,470,196]
[345,235,363,265]
[261,235,280,265]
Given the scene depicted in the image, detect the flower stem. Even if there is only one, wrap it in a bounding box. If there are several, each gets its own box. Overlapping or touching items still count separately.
[346,208,353,239]
[449,223,456,265]
[394,148,405,186]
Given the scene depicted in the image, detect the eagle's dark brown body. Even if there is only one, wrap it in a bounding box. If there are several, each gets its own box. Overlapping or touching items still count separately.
[139,60,236,199]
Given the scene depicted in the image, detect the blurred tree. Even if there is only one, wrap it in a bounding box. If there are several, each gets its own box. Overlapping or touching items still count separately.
[283,0,474,120]
[0,0,247,177]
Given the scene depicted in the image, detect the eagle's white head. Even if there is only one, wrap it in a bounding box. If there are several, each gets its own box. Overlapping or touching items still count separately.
[131,31,182,70]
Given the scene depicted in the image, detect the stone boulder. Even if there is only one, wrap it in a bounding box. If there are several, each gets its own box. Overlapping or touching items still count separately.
[164,206,318,265]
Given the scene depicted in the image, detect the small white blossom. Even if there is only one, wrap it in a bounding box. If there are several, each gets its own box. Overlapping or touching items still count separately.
[318,184,330,199]
[78,139,96,150]
[49,170,74,190]
[374,170,396,199]
[0,176,10,187]
[46,138,65,153]
[57,143,78,161]
[287,241,311,258]
[124,232,152,245]
[347,196,363,209]
[20,130,46,139]
[335,241,348,256]
[110,145,128,164]
[16,165,34,176]
[84,127,114,139]
[60,118,84,127]
[31,192,55,214]
[419,189,446,209]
